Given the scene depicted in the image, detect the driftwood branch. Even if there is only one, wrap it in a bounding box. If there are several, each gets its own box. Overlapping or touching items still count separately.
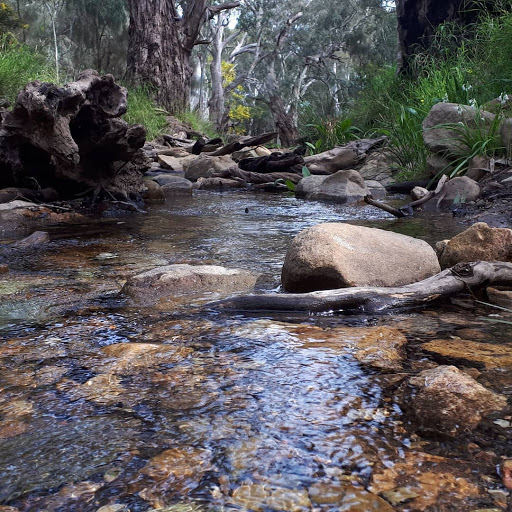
[213,167,302,184]
[209,132,277,156]
[365,175,449,218]
[212,261,512,313]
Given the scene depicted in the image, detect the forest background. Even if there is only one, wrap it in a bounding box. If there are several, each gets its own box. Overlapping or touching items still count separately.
[0,0,511,181]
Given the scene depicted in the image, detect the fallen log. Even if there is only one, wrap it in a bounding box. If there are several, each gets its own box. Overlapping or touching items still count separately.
[239,153,304,174]
[213,167,302,184]
[208,132,277,156]
[211,261,512,313]
[365,176,449,218]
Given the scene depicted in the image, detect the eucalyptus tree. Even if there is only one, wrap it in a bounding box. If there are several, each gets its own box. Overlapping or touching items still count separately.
[231,0,396,143]
[65,0,128,74]
[126,0,240,113]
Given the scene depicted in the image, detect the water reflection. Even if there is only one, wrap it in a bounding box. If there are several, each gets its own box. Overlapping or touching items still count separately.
[0,191,507,511]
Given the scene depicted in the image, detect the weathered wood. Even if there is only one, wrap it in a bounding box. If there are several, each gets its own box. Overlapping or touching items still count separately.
[213,167,302,184]
[212,261,512,313]
[365,176,449,218]
[239,153,304,174]
[0,70,148,199]
[209,132,277,156]
[364,195,407,218]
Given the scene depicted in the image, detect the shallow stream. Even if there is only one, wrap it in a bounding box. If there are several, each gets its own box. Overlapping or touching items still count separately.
[0,191,511,512]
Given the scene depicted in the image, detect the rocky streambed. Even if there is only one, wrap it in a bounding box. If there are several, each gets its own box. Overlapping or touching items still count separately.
[0,191,511,512]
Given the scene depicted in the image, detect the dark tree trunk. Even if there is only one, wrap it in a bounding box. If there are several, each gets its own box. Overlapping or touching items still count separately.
[269,95,299,148]
[127,1,239,114]
[127,0,193,113]
[396,0,467,71]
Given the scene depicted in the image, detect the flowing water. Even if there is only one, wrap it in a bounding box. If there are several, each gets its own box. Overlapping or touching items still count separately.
[0,191,511,512]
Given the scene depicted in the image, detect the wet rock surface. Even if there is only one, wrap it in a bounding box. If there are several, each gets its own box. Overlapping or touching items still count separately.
[398,365,508,436]
[122,264,260,302]
[281,222,440,292]
[436,222,512,268]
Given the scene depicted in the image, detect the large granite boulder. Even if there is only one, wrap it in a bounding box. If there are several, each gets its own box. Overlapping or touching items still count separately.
[295,170,369,204]
[398,365,507,436]
[429,176,481,210]
[436,222,512,269]
[423,102,496,155]
[357,149,394,185]
[183,154,235,181]
[281,223,440,292]
[123,264,259,302]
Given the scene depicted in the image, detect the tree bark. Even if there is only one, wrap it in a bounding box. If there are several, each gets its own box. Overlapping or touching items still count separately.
[127,0,193,113]
[395,0,490,71]
[268,94,300,148]
[208,12,227,131]
[126,1,239,113]
[213,261,512,313]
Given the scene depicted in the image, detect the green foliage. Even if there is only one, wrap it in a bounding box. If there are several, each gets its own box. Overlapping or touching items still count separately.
[378,107,429,181]
[0,2,25,35]
[430,106,505,183]
[124,86,167,141]
[179,110,219,140]
[345,8,512,181]
[0,36,54,101]
[305,118,361,154]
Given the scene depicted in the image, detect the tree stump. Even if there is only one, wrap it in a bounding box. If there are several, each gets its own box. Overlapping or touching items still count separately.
[0,70,149,200]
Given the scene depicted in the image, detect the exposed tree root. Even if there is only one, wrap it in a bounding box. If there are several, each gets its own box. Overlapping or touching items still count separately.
[212,261,512,313]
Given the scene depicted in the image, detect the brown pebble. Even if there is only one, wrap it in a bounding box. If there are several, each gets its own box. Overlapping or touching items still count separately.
[475,451,497,463]
[0,264,8,274]
[467,442,480,454]
[502,459,512,490]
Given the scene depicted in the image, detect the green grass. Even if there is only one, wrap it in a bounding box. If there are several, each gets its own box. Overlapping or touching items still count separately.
[0,36,56,102]
[179,110,219,140]
[124,85,168,141]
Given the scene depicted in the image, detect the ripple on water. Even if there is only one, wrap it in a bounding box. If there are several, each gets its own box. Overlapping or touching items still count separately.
[0,191,506,511]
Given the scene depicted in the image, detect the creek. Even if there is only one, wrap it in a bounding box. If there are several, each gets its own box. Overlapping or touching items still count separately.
[0,191,511,512]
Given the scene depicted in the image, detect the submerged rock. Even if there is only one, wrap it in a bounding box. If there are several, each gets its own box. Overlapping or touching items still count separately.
[0,200,84,235]
[436,222,512,269]
[123,264,259,302]
[422,338,512,369]
[132,447,212,508]
[231,484,311,512]
[281,222,440,292]
[398,365,507,436]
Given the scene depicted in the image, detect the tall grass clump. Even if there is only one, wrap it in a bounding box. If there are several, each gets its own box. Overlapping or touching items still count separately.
[0,35,55,102]
[124,85,168,141]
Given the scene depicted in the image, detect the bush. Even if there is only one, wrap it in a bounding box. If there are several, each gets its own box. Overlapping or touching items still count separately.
[325,8,512,181]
